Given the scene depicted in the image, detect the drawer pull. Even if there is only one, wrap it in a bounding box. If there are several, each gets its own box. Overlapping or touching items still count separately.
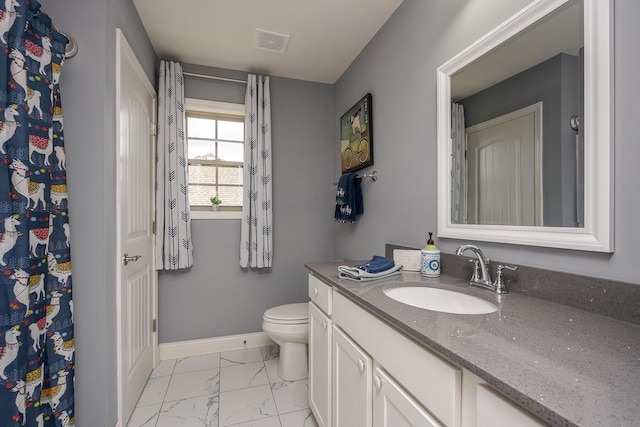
[322,321,327,330]
[314,287,319,296]
[374,375,382,390]
[358,359,365,372]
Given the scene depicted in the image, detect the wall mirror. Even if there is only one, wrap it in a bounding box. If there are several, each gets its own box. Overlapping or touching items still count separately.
[436,0,613,252]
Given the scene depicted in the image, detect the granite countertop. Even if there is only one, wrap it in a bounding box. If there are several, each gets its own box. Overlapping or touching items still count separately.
[305,261,640,427]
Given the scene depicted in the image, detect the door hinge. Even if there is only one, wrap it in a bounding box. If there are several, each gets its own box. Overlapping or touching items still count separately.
[151,123,158,136]
[152,319,157,333]
[152,220,157,234]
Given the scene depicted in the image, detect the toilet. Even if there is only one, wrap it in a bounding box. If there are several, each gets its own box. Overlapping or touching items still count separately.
[262,303,309,381]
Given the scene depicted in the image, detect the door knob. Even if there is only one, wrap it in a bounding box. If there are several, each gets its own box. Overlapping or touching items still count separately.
[122,253,141,265]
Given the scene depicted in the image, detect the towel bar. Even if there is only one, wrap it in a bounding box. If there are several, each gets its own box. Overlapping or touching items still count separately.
[333,170,378,185]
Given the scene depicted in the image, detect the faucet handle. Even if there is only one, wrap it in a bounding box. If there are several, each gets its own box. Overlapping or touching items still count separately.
[494,264,518,294]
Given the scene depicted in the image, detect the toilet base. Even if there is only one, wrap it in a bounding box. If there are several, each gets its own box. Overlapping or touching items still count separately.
[278,342,308,381]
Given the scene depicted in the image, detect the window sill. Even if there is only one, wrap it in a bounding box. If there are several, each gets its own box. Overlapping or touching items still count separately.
[191,211,242,220]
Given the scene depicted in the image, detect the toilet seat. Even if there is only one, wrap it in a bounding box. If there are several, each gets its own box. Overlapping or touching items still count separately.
[263,303,309,325]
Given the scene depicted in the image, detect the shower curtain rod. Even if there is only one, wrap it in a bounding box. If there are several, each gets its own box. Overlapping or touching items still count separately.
[183,71,247,84]
[39,6,78,58]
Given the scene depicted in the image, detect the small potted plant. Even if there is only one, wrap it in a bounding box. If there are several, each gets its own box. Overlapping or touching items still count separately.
[210,196,222,211]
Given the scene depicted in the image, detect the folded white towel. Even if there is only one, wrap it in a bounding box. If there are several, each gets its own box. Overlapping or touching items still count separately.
[338,263,403,281]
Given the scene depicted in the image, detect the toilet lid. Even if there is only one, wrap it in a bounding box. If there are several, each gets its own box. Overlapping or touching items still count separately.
[264,303,309,324]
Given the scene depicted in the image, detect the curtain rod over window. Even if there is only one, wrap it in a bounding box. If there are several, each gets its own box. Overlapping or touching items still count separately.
[183,71,247,84]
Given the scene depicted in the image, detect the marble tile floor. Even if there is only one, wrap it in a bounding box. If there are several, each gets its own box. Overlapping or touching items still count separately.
[127,345,318,427]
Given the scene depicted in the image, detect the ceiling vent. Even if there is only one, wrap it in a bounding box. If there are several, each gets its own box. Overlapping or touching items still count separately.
[254,29,290,53]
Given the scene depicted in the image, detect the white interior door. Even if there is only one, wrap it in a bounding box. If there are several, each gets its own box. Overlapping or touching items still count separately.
[116,29,158,426]
[466,103,542,226]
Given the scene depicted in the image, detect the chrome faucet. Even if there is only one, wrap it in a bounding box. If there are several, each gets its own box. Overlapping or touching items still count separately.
[455,244,518,294]
[455,244,492,289]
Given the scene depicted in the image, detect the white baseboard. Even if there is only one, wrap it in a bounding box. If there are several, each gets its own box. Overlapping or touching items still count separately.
[159,332,275,360]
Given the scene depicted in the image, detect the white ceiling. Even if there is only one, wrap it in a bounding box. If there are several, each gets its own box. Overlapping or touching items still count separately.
[133,0,404,84]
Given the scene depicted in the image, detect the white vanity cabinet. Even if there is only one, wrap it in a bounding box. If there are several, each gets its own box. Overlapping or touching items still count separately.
[309,275,333,427]
[307,272,547,427]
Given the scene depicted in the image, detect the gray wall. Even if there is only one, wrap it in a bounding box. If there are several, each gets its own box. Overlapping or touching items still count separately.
[42,0,156,425]
[33,0,640,425]
[460,53,581,227]
[334,0,640,285]
[157,66,336,343]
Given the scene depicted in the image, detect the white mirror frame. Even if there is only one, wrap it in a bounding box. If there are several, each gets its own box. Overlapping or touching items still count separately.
[436,0,613,252]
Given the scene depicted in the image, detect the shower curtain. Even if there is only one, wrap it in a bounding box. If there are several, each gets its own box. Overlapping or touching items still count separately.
[0,1,74,426]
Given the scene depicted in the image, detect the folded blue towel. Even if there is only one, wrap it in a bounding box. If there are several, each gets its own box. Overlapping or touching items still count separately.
[335,173,363,223]
[338,263,403,282]
[354,255,395,273]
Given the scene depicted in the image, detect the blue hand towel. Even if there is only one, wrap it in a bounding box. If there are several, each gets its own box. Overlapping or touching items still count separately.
[337,263,403,282]
[354,255,395,273]
[335,173,363,223]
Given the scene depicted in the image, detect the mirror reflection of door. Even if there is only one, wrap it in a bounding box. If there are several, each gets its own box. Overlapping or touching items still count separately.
[466,103,542,226]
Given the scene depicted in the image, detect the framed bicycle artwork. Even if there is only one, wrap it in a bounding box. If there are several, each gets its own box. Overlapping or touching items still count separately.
[340,93,373,173]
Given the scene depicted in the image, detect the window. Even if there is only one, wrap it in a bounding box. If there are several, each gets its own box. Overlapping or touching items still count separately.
[185,99,244,214]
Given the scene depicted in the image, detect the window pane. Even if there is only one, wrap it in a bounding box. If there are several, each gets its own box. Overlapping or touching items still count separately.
[218,186,243,206]
[218,165,243,185]
[218,141,243,162]
[219,120,244,141]
[189,185,217,206]
[188,139,216,160]
[188,164,216,184]
[186,103,245,210]
[188,117,216,139]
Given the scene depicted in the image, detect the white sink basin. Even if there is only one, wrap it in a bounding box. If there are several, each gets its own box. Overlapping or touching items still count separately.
[383,286,498,315]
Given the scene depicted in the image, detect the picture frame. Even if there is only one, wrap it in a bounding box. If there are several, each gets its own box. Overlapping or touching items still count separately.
[340,93,373,173]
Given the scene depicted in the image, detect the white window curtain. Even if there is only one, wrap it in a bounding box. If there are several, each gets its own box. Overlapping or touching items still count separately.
[240,75,273,268]
[451,103,466,224]
[155,60,194,269]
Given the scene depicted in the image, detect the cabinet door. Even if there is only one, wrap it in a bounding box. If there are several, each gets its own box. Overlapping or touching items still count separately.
[310,302,332,427]
[373,366,442,427]
[333,325,372,427]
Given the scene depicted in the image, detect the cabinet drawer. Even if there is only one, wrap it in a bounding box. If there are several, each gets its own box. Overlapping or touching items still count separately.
[477,385,548,427]
[309,274,332,315]
[333,291,461,427]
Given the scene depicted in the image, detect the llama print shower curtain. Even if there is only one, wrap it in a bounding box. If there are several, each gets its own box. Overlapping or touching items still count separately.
[0,1,75,426]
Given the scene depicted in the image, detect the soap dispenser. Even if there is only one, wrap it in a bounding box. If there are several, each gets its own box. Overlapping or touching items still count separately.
[421,232,441,277]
